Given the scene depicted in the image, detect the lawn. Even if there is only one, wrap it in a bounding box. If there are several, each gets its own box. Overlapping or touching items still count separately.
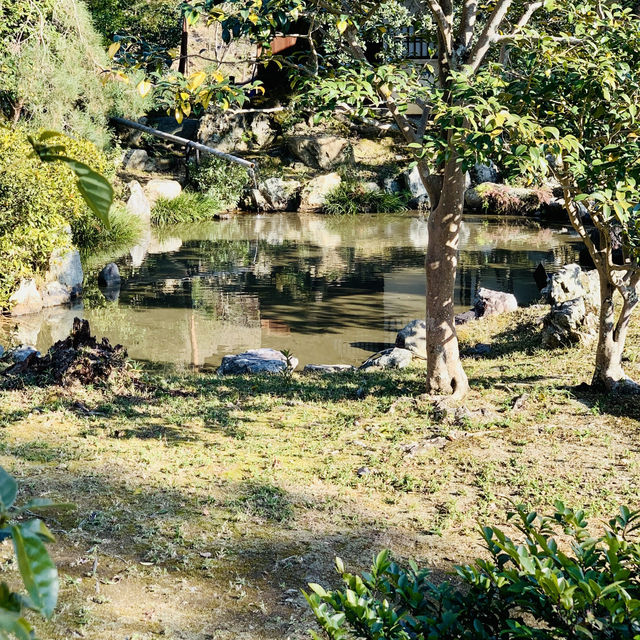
[0,306,639,639]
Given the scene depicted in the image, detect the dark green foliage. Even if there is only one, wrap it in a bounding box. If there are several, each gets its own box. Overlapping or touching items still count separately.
[151,192,222,225]
[306,502,640,639]
[323,183,408,215]
[188,155,251,210]
[85,0,182,48]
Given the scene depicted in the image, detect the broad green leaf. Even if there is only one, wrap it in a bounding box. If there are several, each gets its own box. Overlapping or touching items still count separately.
[0,610,32,640]
[19,520,55,544]
[0,469,17,511]
[11,526,58,618]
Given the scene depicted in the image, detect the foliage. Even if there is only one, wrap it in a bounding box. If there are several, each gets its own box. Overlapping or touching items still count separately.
[76,203,142,253]
[0,0,148,148]
[324,183,408,215]
[187,155,250,209]
[0,466,70,639]
[0,127,120,308]
[85,0,183,48]
[306,502,640,639]
[151,192,222,225]
[475,183,552,217]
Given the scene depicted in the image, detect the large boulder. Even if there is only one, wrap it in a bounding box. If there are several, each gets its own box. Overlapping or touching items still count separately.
[9,279,43,316]
[144,179,182,207]
[98,263,121,288]
[126,180,151,223]
[248,177,301,211]
[470,162,501,186]
[287,135,351,171]
[360,347,413,370]
[474,288,518,318]
[542,264,600,308]
[542,297,598,348]
[47,247,83,295]
[199,112,276,153]
[395,319,427,358]
[217,348,298,375]
[299,173,342,211]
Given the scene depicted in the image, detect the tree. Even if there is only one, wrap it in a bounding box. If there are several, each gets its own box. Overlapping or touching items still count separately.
[174,0,551,396]
[506,1,640,392]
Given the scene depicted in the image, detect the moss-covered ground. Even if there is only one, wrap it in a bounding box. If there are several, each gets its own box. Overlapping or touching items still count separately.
[0,306,639,639]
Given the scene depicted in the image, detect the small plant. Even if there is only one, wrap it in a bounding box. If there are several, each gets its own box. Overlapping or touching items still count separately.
[323,183,408,215]
[0,466,71,638]
[305,502,640,639]
[188,155,250,210]
[151,192,222,225]
[475,183,552,216]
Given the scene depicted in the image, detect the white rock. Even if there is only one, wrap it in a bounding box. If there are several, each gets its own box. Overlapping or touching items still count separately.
[300,173,342,211]
[9,279,43,316]
[126,180,151,223]
[360,347,414,370]
[144,179,182,207]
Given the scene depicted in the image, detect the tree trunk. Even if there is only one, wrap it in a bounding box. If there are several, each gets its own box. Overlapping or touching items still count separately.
[592,275,639,392]
[424,157,469,396]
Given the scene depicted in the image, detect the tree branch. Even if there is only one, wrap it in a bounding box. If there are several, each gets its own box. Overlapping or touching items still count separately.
[499,1,544,63]
[468,0,514,72]
[458,0,478,49]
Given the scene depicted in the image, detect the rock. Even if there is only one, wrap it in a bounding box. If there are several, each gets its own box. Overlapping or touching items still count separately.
[9,279,43,316]
[250,114,277,148]
[41,282,72,308]
[470,161,501,185]
[534,262,548,292]
[299,173,342,211]
[362,181,380,193]
[464,187,484,211]
[250,177,301,211]
[455,309,477,325]
[395,319,426,358]
[357,466,372,477]
[352,138,396,166]
[474,288,518,318]
[287,135,351,171]
[303,364,355,374]
[144,179,182,207]
[542,264,600,308]
[199,111,275,153]
[47,247,83,294]
[12,346,40,363]
[404,166,429,208]
[467,343,492,357]
[152,116,200,140]
[98,263,121,288]
[123,149,154,172]
[360,347,413,370]
[126,180,151,223]
[542,297,598,348]
[383,177,402,194]
[217,348,299,375]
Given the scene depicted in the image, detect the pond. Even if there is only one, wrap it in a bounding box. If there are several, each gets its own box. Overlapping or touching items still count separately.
[2,213,582,368]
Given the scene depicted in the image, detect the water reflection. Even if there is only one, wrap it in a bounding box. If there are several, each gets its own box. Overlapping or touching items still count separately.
[1,213,582,367]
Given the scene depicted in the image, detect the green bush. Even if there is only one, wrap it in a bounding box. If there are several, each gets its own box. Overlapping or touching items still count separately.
[323,183,408,215]
[0,127,125,307]
[306,502,640,639]
[151,192,222,225]
[188,155,251,210]
[0,0,149,149]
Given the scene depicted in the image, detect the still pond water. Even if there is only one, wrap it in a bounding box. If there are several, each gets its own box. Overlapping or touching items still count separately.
[4,213,582,368]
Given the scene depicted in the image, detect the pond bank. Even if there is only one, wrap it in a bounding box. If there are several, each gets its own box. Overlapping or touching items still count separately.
[0,307,639,639]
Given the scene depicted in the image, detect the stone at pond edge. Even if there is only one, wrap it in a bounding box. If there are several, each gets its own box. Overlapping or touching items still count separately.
[123,149,155,172]
[9,279,43,316]
[217,349,299,375]
[534,262,548,292]
[360,347,413,370]
[303,364,355,374]
[144,179,182,207]
[287,135,351,171]
[474,288,518,318]
[299,173,342,211]
[126,180,151,223]
[396,319,427,358]
[98,263,121,288]
[47,247,83,294]
[248,177,301,212]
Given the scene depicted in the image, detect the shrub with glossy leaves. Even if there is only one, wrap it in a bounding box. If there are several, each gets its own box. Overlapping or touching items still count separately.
[188,155,250,210]
[305,502,640,639]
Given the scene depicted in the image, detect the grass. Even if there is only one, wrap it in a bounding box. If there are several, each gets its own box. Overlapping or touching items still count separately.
[323,182,408,215]
[151,191,222,225]
[0,306,638,638]
[75,204,144,253]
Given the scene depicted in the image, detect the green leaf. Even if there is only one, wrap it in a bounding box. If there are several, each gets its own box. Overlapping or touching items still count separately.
[22,499,75,515]
[11,526,58,618]
[19,520,56,544]
[0,469,17,512]
[0,610,33,640]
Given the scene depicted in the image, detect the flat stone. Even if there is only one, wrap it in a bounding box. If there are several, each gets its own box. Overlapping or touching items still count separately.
[41,282,72,308]
[395,319,426,357]
[9,279,43,316]
[303,364,355,374]
[217,348,299,375]
[474,288,518,318]
[299,173,342,211]
[455,309,477,325]
[360,347,413,370]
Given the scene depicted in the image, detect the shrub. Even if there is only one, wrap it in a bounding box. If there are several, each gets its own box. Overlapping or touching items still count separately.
[323,183,408,215]
[306,502,640,639]
[475,183,553,216]
[188,155,251,210]
[0,127,121,307]
[0,0,149,149]
[151,192,222,225]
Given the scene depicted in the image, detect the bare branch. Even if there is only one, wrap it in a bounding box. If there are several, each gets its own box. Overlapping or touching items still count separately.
[468,0,514,72]
[499,1,544,63]
[458,0,478,49]
[425,0,452,54]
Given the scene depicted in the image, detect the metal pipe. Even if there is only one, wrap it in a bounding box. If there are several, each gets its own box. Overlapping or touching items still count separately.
[111,116,256,169]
